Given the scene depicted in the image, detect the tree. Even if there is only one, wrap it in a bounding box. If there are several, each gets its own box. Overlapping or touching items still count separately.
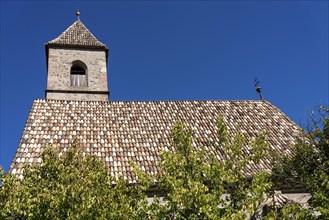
[0,142,149,219]
[271,106,329,219]
[1,118,275,219]
[148,118,272,219]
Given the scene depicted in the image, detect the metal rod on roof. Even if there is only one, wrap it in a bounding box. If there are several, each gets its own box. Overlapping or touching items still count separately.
[254,78,264,101]
[76,11,80,21]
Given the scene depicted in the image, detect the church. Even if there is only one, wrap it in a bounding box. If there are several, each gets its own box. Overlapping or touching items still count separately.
[9,14,308,204]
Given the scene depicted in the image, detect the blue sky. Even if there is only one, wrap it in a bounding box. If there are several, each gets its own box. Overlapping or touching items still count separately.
[1,1,328,172]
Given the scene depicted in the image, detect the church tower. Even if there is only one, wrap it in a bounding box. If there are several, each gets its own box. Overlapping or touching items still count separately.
[45,12,109,101]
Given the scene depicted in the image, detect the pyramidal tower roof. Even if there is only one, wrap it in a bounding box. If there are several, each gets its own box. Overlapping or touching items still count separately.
[46,17,108,50]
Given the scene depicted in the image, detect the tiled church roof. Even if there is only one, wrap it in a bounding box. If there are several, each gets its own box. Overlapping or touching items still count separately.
[10,99,303,182]
[46,20,107,49]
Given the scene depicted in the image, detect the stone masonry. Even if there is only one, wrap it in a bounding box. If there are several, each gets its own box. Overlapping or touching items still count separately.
[44,18,109,101]
[46,48,108,101]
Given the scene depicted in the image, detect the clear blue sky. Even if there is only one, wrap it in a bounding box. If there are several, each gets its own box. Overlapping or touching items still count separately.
[1,1,328,172]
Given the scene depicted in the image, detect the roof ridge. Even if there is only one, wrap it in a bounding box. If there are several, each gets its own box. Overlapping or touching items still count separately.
[36,98,268,104]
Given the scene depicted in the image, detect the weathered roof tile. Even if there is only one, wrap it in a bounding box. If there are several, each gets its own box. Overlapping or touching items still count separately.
[46,20,107,49]
[10,99,304,183]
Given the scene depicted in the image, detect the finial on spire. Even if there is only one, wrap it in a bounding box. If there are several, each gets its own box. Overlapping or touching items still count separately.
[76,11,80,20]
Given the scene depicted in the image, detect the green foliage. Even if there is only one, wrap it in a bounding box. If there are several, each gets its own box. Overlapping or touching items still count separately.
[1,117,276,219]
[272,106,329,219]
[0,142,149,220]
[263,203,315,220]
[148,118,272,219]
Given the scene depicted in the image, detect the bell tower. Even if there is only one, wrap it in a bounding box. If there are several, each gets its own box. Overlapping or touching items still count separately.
[45,12,109,101]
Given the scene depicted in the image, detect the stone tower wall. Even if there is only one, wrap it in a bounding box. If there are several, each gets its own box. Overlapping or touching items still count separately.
[46,47,108,101]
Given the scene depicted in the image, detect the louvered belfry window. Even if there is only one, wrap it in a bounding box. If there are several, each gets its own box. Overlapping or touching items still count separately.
[70,62,87,87]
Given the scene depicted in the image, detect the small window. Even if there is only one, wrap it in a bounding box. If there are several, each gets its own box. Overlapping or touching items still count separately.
[70,61,87,87]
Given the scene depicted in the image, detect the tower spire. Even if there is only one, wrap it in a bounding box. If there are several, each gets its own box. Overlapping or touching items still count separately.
[45,14,109,101]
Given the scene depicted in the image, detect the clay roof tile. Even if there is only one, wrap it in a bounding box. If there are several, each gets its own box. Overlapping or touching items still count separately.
[10,99,304,182]
[46,20,107,49]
